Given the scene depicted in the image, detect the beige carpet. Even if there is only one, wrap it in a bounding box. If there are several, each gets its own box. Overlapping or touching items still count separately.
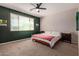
[0,38,78,56]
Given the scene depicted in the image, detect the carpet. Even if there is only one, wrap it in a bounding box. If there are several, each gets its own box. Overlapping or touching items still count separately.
[0,38,78,56]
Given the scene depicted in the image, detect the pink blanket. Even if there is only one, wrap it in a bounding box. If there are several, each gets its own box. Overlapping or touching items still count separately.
[32,34,55,41]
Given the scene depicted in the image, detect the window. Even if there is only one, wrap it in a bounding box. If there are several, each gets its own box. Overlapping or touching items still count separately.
[10,13,19,31]
[10,13,34,31]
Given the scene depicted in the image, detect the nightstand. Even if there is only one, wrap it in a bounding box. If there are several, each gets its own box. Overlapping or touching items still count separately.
[61,33,71,43]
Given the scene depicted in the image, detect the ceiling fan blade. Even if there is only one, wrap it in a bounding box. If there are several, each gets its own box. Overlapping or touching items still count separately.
[38,8,46,10]
[31,3,36,7]
[30,8,36,11]
[36,3,42,8]
[38,3,42,7]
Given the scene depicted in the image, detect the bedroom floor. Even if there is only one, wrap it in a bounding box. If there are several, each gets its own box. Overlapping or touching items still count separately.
[0,38,78,56]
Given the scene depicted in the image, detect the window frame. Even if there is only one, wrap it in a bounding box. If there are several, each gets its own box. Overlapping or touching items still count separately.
[10,13,34,31]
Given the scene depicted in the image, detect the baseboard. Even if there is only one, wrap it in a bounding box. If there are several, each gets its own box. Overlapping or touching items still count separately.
[0,38,30,46]
[71,41,78,45]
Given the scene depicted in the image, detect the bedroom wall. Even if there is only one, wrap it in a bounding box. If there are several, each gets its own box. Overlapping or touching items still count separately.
[0,6,40,43]
[41,8,78,43]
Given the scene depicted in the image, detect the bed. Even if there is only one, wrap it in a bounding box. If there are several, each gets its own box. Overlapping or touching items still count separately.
[31,31,61,48]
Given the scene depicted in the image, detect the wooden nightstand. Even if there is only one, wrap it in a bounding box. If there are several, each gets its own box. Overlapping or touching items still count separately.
[61,33,71,43]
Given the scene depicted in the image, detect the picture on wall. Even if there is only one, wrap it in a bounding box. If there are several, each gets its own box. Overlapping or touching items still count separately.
[0,19,7,26]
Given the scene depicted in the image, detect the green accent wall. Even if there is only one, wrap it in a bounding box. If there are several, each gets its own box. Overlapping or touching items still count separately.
[0,6,40,43]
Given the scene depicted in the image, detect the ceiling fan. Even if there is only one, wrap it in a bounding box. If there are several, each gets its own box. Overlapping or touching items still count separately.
[30,3,47,12]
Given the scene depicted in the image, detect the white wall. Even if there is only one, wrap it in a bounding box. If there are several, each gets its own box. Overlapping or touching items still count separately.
[41,8,78,43]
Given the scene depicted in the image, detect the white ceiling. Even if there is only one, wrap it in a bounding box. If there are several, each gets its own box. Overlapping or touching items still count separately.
[0,3,79,17]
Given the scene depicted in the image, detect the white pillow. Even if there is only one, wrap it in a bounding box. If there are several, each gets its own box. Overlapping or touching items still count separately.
[45,31,61,36]
[45,31,51,34]
[51,32,61,36]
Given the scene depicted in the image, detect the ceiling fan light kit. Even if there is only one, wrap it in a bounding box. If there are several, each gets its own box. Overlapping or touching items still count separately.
[36,9,40,12]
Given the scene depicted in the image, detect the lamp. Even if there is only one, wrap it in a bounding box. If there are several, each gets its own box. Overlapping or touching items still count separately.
[36,23,39,26]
